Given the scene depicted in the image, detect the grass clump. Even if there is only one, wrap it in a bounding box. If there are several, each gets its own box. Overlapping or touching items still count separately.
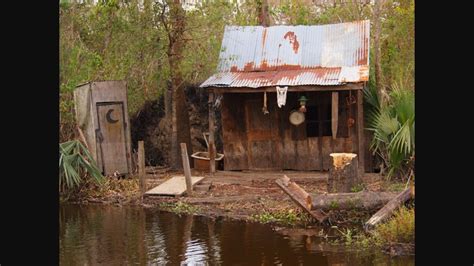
[386,182,406,192]
[330,206,414,252]
[351,183,365,192]
[373,206,414,246]
[251,209,309,226]
[329,200,339,209]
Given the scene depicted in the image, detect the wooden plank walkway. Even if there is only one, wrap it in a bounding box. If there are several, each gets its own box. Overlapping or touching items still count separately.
[145,175,205,196]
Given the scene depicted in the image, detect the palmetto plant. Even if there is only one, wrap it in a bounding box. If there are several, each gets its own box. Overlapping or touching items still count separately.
[59,140,104,192]
[365,83,414,179]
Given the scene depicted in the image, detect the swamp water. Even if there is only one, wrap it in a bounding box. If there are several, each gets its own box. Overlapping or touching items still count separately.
[60,204,414,265]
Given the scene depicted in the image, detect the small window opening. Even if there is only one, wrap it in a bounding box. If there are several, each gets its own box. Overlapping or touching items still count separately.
[306,100,332,137]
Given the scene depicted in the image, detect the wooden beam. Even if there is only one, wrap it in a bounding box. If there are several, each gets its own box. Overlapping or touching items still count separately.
[209,83,365,94]
[332,92,338,139]
[208,92,216,174]
[180,143,193,196]
[356,89,365,177]
[138,141,146,201]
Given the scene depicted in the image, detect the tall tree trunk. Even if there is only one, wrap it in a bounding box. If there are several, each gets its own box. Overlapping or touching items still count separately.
[168,0,192,170]
[373,0,386,104]
[258,0,270,27]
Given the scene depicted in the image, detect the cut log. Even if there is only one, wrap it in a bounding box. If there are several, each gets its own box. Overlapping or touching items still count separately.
[327,153,359,193]
[364,188,413,231]
[276,176,327,223]
[311,191,397,210]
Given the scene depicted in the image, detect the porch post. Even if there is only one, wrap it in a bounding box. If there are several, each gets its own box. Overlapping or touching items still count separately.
[208,90,216,174]
[356,89,365,177]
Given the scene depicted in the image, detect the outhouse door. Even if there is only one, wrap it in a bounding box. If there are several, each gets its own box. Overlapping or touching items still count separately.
[244,98,280,170]
[96,102,129,175]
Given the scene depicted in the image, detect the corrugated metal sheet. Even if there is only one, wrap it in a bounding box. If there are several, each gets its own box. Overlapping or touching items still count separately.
[201,20,370,88]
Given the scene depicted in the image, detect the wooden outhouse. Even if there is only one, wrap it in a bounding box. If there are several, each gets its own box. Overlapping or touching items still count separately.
[201,20,371,175]
[73,81,132,175]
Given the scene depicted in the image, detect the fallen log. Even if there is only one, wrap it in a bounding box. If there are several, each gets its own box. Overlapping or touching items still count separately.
[364,188,413,231]
[311,191,398,210]
[276,176,327,223]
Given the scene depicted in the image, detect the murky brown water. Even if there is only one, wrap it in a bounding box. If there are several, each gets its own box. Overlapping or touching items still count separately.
[60,204,414,265]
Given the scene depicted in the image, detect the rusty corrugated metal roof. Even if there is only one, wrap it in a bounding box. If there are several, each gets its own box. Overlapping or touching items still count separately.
[200,20,370,88]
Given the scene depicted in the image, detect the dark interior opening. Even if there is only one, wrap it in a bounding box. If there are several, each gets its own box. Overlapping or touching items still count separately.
[305,94,332,137]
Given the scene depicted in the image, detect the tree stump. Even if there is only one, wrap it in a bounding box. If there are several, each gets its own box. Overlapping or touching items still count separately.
[327,153,359,193]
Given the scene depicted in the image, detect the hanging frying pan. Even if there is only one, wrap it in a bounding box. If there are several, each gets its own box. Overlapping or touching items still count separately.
[289,110,305,126]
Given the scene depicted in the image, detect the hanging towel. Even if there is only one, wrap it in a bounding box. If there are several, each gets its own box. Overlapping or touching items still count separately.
[276,86,288,108]
[262,91,269,114]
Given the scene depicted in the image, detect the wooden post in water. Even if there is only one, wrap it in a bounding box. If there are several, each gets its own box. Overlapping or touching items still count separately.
[138,141,146,201]
[208,92,216,175]
[180,143,193,196]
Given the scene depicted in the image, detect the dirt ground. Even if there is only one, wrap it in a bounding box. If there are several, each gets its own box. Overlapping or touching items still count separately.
[142,168,398,226]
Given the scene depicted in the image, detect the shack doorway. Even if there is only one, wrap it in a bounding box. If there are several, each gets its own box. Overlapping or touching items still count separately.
[244,97,280,170]
[96,102,129,175]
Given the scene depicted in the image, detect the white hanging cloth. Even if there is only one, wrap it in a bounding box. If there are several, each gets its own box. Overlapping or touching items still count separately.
[276,86,288,108]
[262,91,269,114]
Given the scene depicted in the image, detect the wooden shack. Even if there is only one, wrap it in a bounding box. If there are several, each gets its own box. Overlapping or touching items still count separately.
[73,81,132,175]
[200,20,371,175]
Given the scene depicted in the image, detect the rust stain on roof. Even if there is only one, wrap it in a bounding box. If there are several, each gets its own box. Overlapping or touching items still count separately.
[202,20,370,88]
[243,62,255,71]
[283,31,299,54]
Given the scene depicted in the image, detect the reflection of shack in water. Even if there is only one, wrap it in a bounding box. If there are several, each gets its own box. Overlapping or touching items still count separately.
[60,205,414,265]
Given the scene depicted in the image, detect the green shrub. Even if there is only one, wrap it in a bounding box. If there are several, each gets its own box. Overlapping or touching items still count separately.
[365,83,415,180]
[373,207,414,245]
[59,140,104,192]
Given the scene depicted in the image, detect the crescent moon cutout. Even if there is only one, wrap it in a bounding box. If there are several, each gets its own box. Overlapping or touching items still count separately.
[106,109,119,124]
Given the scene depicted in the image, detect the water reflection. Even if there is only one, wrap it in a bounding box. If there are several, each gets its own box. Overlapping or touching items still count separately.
[60,204,414,266]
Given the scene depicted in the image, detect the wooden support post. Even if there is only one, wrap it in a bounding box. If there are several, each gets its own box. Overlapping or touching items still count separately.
[138,141,146,201]
[208,92,216,174]
[332,92,338,139]
[356,89,365,177]
[327,153,359,193]
[180,143,193,196]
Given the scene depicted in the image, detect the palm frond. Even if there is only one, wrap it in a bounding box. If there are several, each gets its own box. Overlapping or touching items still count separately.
[59,140,104,191]
[364,80,414,179]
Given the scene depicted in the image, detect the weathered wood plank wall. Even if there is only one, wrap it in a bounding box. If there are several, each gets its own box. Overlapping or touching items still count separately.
[220,89,362,171]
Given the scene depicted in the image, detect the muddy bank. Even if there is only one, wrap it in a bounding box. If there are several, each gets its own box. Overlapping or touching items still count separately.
[68,169,413,256]
[71,170,406,226]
